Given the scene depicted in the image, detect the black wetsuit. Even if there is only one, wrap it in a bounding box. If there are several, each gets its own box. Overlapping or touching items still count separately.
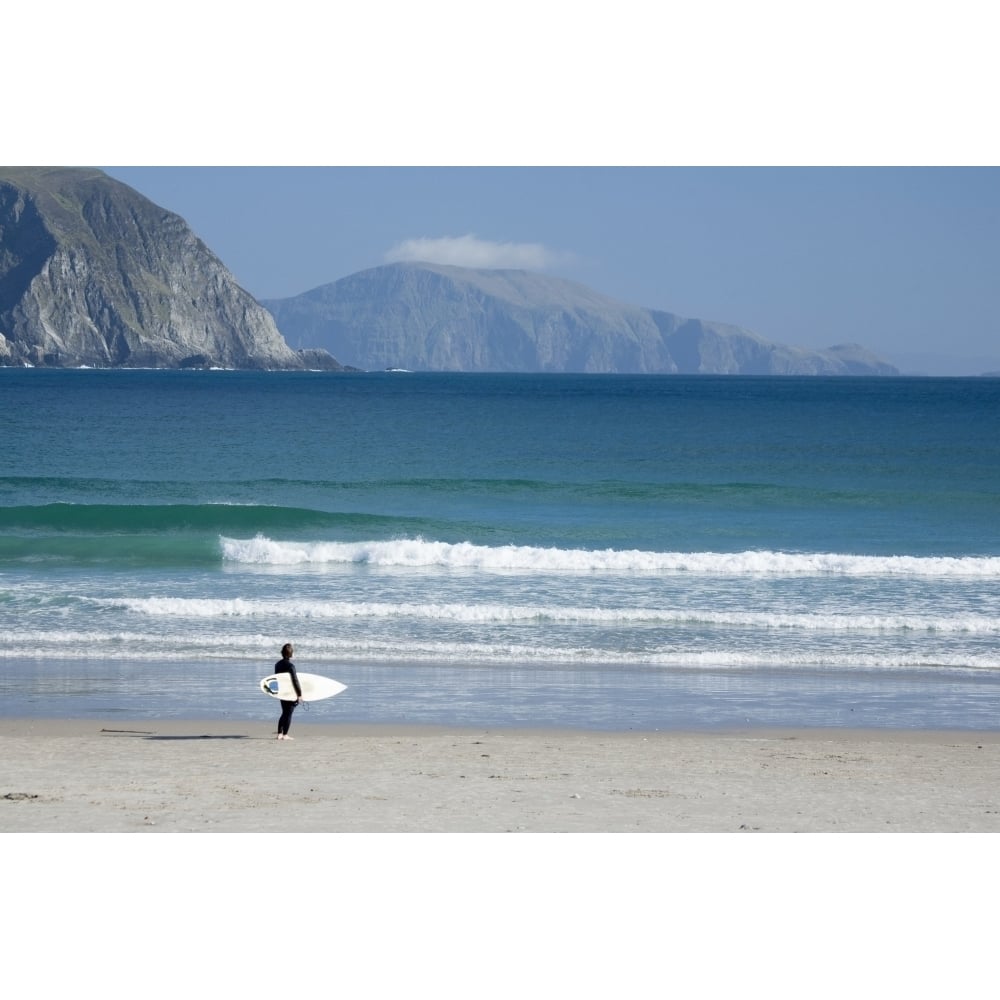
[275,656,303,735]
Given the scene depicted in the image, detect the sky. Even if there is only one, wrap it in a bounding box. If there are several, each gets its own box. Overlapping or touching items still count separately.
[13,2,1000,375]
[100,166,998,374]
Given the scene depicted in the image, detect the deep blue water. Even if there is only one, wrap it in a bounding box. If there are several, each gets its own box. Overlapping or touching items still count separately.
[2,369,999,729]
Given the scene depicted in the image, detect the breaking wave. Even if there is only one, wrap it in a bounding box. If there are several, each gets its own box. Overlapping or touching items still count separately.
[94,595,1000,634]
[220,534,1000,578]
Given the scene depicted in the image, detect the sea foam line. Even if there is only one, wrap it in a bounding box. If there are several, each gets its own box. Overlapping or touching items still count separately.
[219,535,1000,578]
[6,629,1000,672]
[92,596,1000,634]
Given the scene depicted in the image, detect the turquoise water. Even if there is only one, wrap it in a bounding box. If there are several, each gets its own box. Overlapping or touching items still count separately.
[2,369,999,729]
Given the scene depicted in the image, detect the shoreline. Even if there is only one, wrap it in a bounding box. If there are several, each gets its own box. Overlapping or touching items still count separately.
[3,717,999,832]
[6,653,1000,732]
[6,715,1000,739]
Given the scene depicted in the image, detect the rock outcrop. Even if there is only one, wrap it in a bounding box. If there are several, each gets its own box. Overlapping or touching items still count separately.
[0,167,343,370]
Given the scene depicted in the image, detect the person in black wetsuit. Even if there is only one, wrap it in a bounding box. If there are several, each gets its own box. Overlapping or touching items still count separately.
[275,642,303,740]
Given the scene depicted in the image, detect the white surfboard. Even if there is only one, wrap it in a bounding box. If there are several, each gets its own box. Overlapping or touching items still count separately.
[259,672,347,702]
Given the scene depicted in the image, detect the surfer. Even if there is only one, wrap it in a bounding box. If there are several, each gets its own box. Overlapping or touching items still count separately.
[274,643,303,740]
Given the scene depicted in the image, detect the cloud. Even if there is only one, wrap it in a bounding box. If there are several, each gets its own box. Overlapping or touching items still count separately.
[384,234,568,271]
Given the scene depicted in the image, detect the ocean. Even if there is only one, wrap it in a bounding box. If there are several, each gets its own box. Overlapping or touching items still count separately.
[2,368,998,730]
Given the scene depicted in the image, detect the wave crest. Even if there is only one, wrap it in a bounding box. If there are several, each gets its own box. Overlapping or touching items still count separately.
[96,595,1000,634]
[219,534,1000,577]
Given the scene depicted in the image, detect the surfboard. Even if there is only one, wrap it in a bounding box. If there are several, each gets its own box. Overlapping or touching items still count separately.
[259,672,347,702]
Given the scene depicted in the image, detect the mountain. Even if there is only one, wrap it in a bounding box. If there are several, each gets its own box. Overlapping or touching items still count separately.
[0,167,898,376]
[0,167,344,370]
[262,262,899,375]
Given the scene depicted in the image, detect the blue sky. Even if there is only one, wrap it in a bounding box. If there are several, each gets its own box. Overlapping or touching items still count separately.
[101,166,998,374]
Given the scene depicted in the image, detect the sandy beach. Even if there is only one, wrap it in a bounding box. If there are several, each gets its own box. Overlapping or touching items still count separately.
[2,717,999,832]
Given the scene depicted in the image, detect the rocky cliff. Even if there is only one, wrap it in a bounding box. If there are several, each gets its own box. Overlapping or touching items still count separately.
[262,262,899,375]
[0,167,898,376]
[0,167,342,370]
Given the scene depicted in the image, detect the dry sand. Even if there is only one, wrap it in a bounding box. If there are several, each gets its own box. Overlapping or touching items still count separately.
[2,717,999,832]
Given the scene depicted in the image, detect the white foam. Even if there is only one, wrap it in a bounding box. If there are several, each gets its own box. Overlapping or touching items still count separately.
[6,627,1000,673]
[218,535,1000,578]
[96,595,1000,634]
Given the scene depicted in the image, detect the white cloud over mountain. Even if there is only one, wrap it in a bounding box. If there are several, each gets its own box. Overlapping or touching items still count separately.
[384,234,567,270]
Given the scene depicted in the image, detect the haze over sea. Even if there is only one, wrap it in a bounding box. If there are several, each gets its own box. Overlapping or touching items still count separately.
[2,369,998,730]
